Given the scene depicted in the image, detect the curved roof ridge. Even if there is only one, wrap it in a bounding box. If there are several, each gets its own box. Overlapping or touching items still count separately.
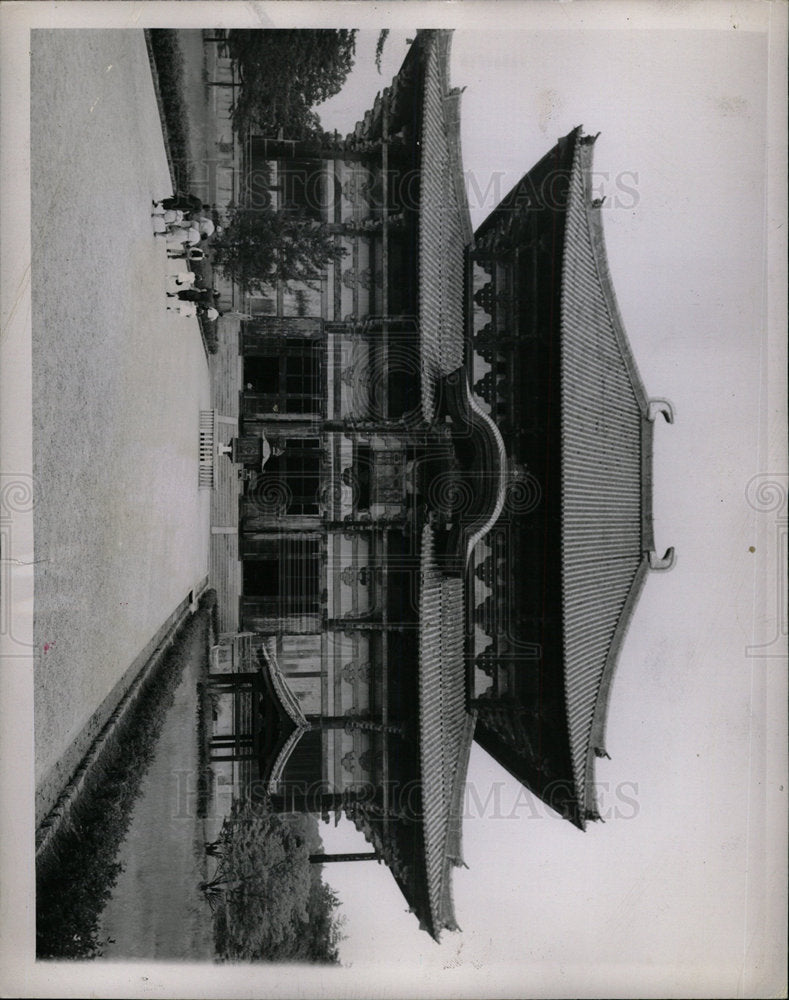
[418,523,462,937]
[266,725,309,792]
[559,128,654,821]
[574,133,650,415]
[444,709,477,866]
[464,379,509,563]
[435,30,473,248]
[258,642,309,729]
[581,558,650,819]
[418,30,469,422]
[474,124,583,240]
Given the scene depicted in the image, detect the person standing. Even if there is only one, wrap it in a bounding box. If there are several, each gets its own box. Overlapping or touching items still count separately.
[166,300,198,318]
[155,225,202,248]
[153,192,202,214]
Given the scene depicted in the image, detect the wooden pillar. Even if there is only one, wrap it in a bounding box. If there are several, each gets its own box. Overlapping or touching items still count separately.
[380,100,390,410]
[309,852,379,864]
[210,735,254,747]
[207,671,259,688]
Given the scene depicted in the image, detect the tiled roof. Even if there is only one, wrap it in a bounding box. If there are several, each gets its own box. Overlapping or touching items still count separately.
[418,523,476,935]
[418,31,473,420]
[468,128,673,827]
[559,132,656,823]
[258,642,309,730]
[257,643,310,792]
[343,30,471,423]
[343,523,476,940]
[433,369,509,573]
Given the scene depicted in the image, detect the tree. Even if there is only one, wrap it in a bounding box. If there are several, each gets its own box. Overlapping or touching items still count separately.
[225,30,357,138]
[207,799,344,962]
[212,205,345,294]
[375,29,390,73]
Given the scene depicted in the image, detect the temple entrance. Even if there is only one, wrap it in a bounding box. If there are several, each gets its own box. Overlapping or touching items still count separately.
[243,343,322,417]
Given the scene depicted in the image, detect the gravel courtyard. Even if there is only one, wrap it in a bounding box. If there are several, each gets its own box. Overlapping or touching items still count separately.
[31,30,211,819]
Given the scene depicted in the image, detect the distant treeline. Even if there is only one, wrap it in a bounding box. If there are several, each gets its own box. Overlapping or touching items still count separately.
[224,29,357,140]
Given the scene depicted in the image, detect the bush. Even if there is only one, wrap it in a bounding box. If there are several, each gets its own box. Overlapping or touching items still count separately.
[36,592,217,959]
[146,29,193,191]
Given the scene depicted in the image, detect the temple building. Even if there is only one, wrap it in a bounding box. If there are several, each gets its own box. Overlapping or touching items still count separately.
[465,125,674,829]
[208,29,673,939]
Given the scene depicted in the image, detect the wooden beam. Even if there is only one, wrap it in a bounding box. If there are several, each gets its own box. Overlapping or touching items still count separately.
[381,100,389,419]
[306,716,403,735]
[325,519,405,532]
[207,671,259,686]
[309,852,379,864]
[380,530,390,837]
[324,618,411,632]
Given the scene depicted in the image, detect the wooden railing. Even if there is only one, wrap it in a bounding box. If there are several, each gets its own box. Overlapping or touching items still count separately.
[199,409,217,489]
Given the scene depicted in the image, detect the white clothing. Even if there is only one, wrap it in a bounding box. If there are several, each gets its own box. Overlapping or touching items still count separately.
[164,226,200,247]
[152,206,184,225]
[166,270,196,291]
[167,301,197,318]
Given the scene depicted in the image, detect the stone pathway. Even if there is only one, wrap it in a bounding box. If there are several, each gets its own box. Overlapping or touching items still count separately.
[32,29,211,821]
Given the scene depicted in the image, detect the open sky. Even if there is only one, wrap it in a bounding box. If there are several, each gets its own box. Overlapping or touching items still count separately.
[1,3,785,999]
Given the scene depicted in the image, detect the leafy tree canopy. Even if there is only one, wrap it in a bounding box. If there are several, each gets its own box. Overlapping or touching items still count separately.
[226,29,357,138]
[212,205,345,294]
[206,799,345,963]
[375,29,390,73]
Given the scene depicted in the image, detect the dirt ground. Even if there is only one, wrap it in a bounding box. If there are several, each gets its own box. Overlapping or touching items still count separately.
[31,30,211,806]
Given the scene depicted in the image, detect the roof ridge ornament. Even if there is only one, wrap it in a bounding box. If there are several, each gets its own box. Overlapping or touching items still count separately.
[648,547,676,571]
[647,397,675,423]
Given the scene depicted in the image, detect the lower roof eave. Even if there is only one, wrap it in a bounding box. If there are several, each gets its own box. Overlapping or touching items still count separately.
[578,555,651,817]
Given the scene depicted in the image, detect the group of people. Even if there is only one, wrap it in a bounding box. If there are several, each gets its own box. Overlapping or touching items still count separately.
[152,193,224,322]
[163,271,222,320]
[152,193,220,247]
